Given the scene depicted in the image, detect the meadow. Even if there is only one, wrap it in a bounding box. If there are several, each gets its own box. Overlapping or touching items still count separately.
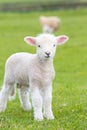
[0,0,86,3]
[0,8,87,130]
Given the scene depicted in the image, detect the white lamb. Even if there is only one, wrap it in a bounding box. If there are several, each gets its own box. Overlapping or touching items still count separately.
[39,16,61,33]
[0,33,69,121]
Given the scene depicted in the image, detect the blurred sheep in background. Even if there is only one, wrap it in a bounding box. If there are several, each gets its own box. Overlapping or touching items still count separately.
[39,16,61,33]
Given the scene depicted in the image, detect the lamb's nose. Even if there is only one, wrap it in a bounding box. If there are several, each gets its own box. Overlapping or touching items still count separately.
[45,52,50,56]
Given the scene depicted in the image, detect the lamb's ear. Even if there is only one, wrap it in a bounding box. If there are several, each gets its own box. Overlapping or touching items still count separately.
[24,36,36,46]
[56,35,69,45]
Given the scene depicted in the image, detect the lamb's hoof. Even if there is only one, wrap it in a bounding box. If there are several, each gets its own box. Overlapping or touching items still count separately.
[44,112,55,120]
[34,113,43,121]
[0,104,6,112]
[22,104,32,111]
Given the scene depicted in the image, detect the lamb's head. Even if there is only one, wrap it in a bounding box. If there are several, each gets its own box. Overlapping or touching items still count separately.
[24,34,69,60]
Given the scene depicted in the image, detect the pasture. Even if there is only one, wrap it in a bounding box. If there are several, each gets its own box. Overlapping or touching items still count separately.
[0,8,87,130]
[0,0,86,3]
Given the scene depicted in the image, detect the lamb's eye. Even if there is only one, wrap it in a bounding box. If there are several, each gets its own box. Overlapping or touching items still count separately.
[38,45,41,48]
[53,44,55,47]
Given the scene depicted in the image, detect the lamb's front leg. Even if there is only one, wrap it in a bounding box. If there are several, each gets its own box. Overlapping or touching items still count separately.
[43,85,54,120]
[31,87,43,121]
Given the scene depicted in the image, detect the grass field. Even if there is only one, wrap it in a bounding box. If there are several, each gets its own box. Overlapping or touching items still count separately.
[0,0,86,3]
[0,8,87,130]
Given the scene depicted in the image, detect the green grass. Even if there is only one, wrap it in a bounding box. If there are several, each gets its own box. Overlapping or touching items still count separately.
[0,0,86,3]
[0,8,87,130]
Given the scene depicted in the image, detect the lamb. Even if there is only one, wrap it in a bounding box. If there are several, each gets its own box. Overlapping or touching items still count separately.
[39,16,61,33]
[0,33,69,121]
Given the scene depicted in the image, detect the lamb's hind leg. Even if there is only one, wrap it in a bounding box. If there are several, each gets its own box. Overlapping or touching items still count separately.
[0,83,14,112]
[18,86,32,111]
[9,85,16,101]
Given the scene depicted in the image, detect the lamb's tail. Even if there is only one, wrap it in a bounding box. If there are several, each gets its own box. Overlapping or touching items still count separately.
[9,85,16,101]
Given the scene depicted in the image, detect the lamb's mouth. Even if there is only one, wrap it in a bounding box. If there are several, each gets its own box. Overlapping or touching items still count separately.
[45,55,50,58]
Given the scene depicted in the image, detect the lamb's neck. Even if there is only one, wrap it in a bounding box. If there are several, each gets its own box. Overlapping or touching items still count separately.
[33,55,55,81]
